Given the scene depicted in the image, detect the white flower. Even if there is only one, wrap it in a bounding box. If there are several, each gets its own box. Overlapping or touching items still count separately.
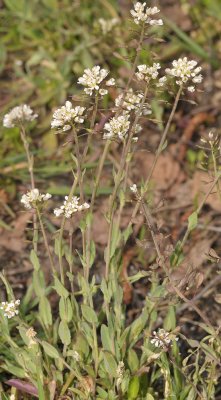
[165,57,202,91]
[26,327,37,347]
[73,351,80,362]
[51,101,85,132]
[149,18,163,26]
[54,196,90,219]
[116,361,125,386]
[130,3,163,26]
[136,63,161,81]
[21,189,51,209]
[3,105,38,128]
[99,88,108,96]
[26,327,37,339]
[130,184,138,193]
[98,18,118,35]
[0,299,20,319]
[115,89,144,113]
[78,66,109,96]
[187,86,195,92]
[150,329,178,349]
[103,114,130,140]
[106,78,115,86]
[156,76,167,87]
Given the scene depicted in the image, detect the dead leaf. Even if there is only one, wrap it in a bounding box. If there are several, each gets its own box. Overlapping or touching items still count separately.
[0,212,31,252]
[186,237,214,268]
[177,112,214,163]
[5,379,38,397]
[191,171,221,212]
[134,147,184,191]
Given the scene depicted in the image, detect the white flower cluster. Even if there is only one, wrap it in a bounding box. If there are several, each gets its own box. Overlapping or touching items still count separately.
[51,101,86,132]
[98,18,118,35]
[21,189,51,209]
[130,184,138,193]
[78,66,115,96]
[130,3,163,26]
[136,63,161,81]
[116,361,125,386]
[26,327,37,347]
[103,114,130,140]
[166,57,203,92]
[0,299,20,319]
[151,329,178,348]
[115,89,152,116]
[3,105,38,128]
[54,196,90,218]
[115,88,140,111]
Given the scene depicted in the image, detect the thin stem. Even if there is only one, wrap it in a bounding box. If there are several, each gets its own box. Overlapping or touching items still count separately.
[36,207,56,274]
[58,178,78,284]
[210,142,221,202]
[82,93,99,161]
[179,172,221,253]
[20,124,38,252]
[130,85,183,225]
[139,195,217,333]
[105,83,149,279]
[90,140,111,210]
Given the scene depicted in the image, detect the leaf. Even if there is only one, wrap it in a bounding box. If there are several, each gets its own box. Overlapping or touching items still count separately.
[33,270,46,297]
[41,341,59,359]
[188,211,198,231]
[53,276,69,299]
[164,306,176,331]
[102,351,118,377]
[59,297,73,322]
[58,320,71,346]
[128,376,140,399]
[30,250,40,271]
[101,325,113,353]
[39,297,52,327]
[146,395,154,400]
[127,349,139,373]
[81,304,98,325]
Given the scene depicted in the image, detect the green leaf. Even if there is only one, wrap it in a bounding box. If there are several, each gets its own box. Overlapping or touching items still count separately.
[97,387,108,399]
[128,376,140,399]
[59,297,73,322]
[39,297,52,327]
[101,324,113,353]
[81,304,98,325]
[146,395,154,400]
[127,349,139,373]
[42,341,59,359]
[33,270,46,297]
[188,211,198,231]
[58,320,71,345]
[53,276,69,299]
[164,305,176,331]
[102,351,118,377]
[30,250,40,271]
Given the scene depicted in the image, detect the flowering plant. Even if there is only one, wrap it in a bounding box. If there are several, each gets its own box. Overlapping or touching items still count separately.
[1,2,220,400]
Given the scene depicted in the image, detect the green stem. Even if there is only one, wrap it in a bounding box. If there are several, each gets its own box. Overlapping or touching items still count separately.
[20,124,38,252]
[36,207,55,274]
